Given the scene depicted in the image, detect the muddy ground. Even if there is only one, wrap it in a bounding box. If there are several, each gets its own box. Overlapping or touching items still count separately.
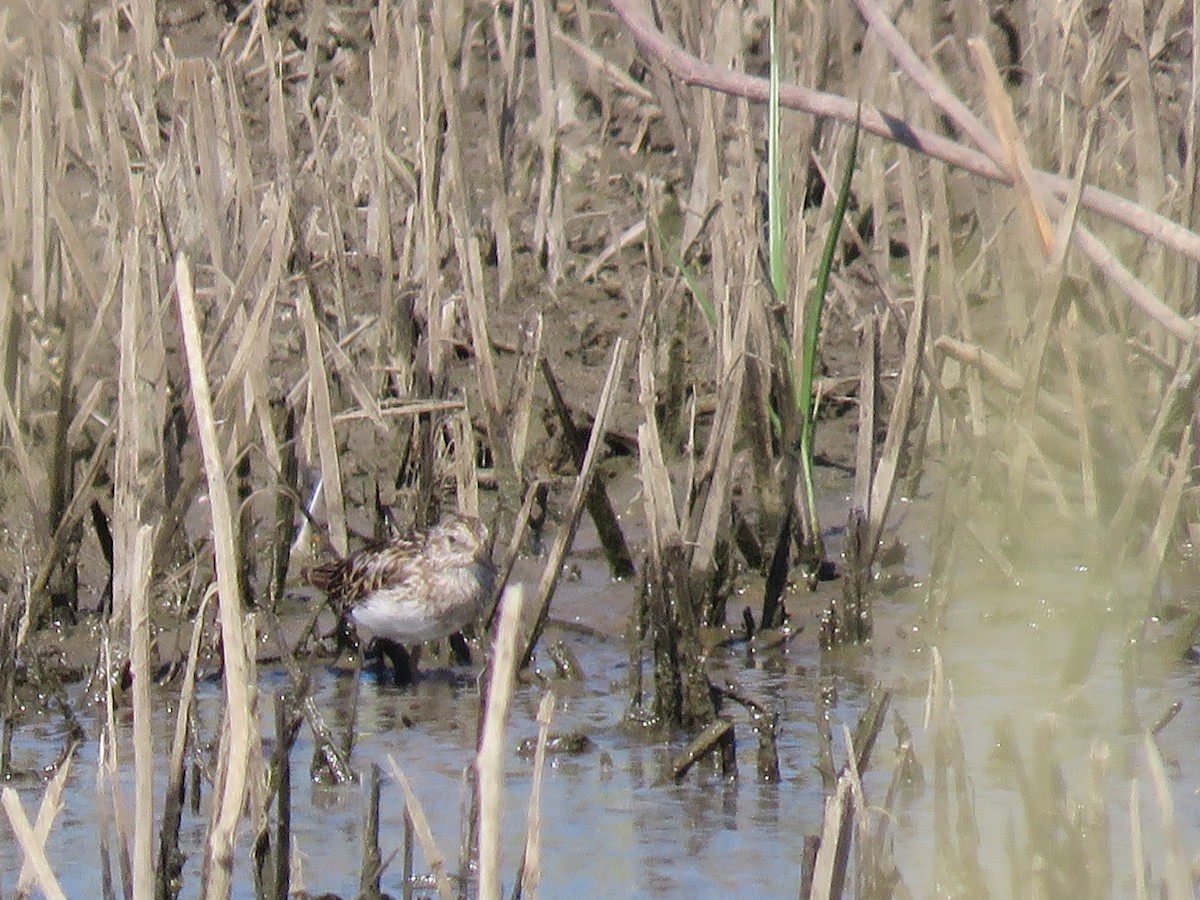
[7,0,913,689]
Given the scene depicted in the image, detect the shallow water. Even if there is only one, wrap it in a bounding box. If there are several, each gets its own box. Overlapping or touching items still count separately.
[5,473,1200,897]
[867,487,1200,897]
[0,618,862,898]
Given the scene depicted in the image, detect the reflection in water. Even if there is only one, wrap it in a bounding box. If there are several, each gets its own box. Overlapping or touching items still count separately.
[869,462,1200,898]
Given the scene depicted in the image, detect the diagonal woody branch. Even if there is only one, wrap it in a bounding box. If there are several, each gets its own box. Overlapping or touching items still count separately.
[609,0,1200,342]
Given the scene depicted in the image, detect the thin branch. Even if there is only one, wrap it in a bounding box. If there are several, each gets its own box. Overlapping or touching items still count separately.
[608,0,1200,273]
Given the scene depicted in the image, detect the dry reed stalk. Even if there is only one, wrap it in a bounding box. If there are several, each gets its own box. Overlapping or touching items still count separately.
[835,315,879,641]
[452,408,481,520]
[519,691,556,900]
[210,199,293,411]
[671,718,736,781]
[385,756,454,900]
[635,307,681,567]
[444,156,512,487]
[112,229,144,588]
[483,60,514,307]
[176,254,256,899]
[0,361,45,538]
[633,315,716,727]
[405,15,447,375]
[1104,353,1200,553]
[485,478,545,631]
[1130,778,1148,900]
[676,8,730,265]
[334,398,465,423]
[297,277,349,558]
[969,39,1053,256]
[509,314,544,474]
[158,585,215,900]
[454,224,511,473]
[519,337,628,669]
[29,419,115,607]
[864,216,929,562]
[360,764,383,900]
[129,524,156,900]
[614,0,1200,273]
[297,124,350,335]
[25,59,48,319]
[478,584,524,900]
[259,608,353,784]
[688,278,752,579]
[100,634,133,896]
[315,326,388,432]
[3,787,67,900]
[270,693,295,899]
[581,220,648,283]
[45,338,74,615]
[855,0,1197,347]
[14,749,74,896]
[1013,119,1095,456]
[807,772,853,900]
[529,0,565,280]
[1140,421,1194,596]
[539,355,634,578]
[1147,734,1195,897]
[851,317,878,524]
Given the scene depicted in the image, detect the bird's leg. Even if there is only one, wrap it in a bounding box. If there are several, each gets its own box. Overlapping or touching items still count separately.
[376,638,416,687]
[334,612,359,655]
[449,632,472,666]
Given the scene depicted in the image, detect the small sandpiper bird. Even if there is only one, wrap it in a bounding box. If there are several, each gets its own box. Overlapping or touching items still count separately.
[306,513,497,685]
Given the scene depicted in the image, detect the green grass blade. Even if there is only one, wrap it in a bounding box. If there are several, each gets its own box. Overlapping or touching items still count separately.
[645,209,717,328]
[798,106,862,557]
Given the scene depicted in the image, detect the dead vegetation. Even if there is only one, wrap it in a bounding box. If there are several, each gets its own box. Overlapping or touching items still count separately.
[0,0,1196,895]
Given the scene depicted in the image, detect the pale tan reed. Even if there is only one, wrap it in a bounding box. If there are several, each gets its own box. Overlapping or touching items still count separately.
[385,756,454,900]
[14,752,73,896]
[129,524,156,900]
[478,584,525,900]
[521,338,628,668]
[175,254,255,900]
[297,264,350,559]
[3,786,67,900]
[520,691,557,899]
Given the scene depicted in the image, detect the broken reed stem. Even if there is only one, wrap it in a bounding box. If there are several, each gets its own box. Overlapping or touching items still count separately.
[360,764,383,900]
[1142,733,1192,899]
[14,750,74,897]
[519,691,557,900]
[101,633,134,896]
[297,274,349,557]
[519,337,628,670]
[865,215,930,563]
[385,757,454,900]
[3,787,68,900]
[129,524,156,900]
[175,254,255,899]
[539,356,635,578]
[260,608,354,784]
[479,584,525,900]
[158,586,215,900]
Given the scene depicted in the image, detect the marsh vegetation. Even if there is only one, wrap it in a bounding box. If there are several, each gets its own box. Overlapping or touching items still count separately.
[0,0,1199,897]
